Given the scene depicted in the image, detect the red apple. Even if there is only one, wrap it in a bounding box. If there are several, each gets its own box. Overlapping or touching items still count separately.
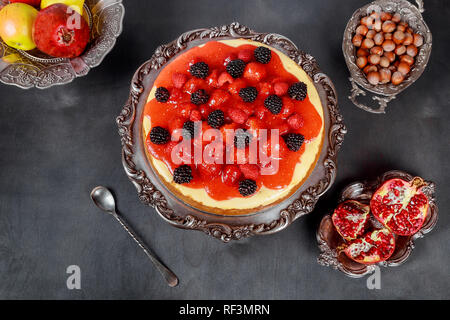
[32,3,90,58]
[8,0,41,7]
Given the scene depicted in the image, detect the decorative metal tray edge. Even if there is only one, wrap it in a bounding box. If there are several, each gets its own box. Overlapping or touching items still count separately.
[117,22,347,242]
[317,170,438,278]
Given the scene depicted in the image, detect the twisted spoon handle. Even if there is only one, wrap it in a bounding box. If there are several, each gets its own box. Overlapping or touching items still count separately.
[112,211,179,287]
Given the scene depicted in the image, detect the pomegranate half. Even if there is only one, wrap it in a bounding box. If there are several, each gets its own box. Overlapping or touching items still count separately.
[370,177,429,236]
[332,200,370,240]
[344,228,395,264]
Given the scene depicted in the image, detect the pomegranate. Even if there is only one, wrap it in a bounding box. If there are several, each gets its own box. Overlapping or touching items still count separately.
[370,177,429,236]
[344,228,395,264]
[32,3,90,58]
[332,200,370,240]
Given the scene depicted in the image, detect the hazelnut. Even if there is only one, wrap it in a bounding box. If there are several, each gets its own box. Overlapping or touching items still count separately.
[356,56,368,68]
[356,48,369,57]
[370,46,384,56]
[406,44,418,57]
[384,33,393,40]
[380,12,392,21]
[393,30,405,44]
[352,34,363,47]
[397,62,411,75]
[382,40,396,52]
[399,21,409,28]
[397,24,406,32]
[389,65,397,73]
[384,51,396,62]
[395,45,406,56]
[363,65,378,74]
[391,71,404,85]
[392,13,401,23]
[374,32,384,45]
[379,56,390,68]
[366,30,376,39]
[362,38,375,49]
[361,16,369,25]
[356,24,369,36]
[379,68,392,83]
[382,20,396,33]
[413,34,424,47]
[403,32,413,46]
[368,54,381,65]
[400,54,414,66]
[367,71,380,85]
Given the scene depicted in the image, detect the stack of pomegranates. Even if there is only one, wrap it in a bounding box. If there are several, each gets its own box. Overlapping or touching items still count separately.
[0,0,90,58]
[332,177,430,265]
[352,10,424,86]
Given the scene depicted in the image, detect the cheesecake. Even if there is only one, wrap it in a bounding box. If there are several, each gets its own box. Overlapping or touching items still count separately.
[142,39,324,215]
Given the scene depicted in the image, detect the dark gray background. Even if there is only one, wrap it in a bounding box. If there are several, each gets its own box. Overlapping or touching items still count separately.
[0,0,449,300]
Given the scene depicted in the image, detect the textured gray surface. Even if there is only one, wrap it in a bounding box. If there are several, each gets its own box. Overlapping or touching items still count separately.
[0,0,449,300]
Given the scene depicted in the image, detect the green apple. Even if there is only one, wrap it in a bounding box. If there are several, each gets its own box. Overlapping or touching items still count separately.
[41,0,85,15]
[0,3,38,51]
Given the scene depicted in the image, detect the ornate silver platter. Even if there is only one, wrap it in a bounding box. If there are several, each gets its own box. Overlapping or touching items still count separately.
[317,170,438,278]
[0,0,124,89]
[117,22,346,242]
[343,0,432,113]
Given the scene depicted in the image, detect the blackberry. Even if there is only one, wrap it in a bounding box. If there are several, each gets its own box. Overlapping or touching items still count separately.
[191,89,209,105]
[149,126,170,145]
[234,129,252,149]
[173,165,193,184]
[288,81,307,101]
[226,59,246,78]
[238,179,257,196]
[207,109,225,128]
[254,46,272,64]
[155,87,170,103]
[264,95,283,114]
[182,120,195,139]
[189,62,209,79]
[282,133,305,152]
[239,86,258,103]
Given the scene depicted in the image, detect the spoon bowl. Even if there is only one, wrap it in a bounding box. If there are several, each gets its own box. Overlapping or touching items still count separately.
[90,186,116,213]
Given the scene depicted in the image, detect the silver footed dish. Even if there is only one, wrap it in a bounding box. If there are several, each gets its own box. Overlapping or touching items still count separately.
[343,0,432,113]
[0,0,125,89]
[317,170,438,278]
[117,22,347,242]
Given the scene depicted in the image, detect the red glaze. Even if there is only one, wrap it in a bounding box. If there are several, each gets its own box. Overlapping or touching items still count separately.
[144,41,322,201]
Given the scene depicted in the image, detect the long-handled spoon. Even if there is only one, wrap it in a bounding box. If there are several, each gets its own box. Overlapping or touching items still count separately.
[90,186,179,287]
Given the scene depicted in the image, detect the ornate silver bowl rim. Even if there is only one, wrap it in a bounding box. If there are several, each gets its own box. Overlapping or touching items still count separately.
[343,0,432,113]
[317,170,438,278]
[117,22,347,242]
[0,0,125,89]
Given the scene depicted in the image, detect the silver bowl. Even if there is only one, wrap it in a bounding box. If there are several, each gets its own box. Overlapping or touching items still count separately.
[343,0,432,113]
[117,22,347,242]
[317,170,438,278]
[0,0,124,89]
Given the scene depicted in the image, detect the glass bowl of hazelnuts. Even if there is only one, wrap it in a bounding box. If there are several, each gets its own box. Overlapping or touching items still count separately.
[343,0,432,113]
